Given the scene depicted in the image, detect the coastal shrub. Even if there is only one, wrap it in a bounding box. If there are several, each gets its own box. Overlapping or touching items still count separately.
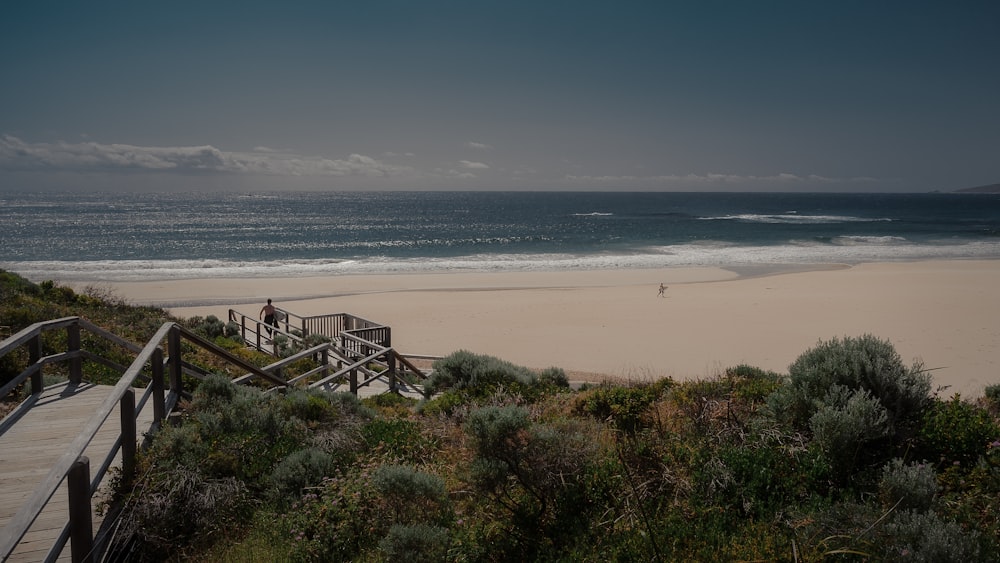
[417,388,471,418]
[726,364,784,403]
[379,523,451,561]
[224,320,242,338]
[149,375,311,486]
[280,466,384,561]
[326,389,376,419]
[362,390,417,418]
[372,464,450,525]
[186,315,227,340]
[114,468,251,561]
[767,335,931,452]
[280,388,337,425]
[465,405,602,556]
[425,350,537,396]
[268,447,337,505]
[537,366,570,388]
[917,394,1000,469]
[985,384,1000,410]
[879,458,938,512]
[361,417,430,461]
[670,377,732,433]
[808,386,890,472]
[573,382,663,433]
[879,509,983,562]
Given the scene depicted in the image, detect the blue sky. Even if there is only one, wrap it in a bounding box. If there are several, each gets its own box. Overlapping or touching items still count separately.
[1,1,998,192]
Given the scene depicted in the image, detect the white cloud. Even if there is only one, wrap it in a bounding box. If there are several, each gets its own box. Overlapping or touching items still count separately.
[465,141,492,150]
[445,169,477,179]
[459,160,489,169]
[0,135,412,178]
[564,172,882,184]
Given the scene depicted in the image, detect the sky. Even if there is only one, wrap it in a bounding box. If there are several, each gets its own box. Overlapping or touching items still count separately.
[1,1,998,193]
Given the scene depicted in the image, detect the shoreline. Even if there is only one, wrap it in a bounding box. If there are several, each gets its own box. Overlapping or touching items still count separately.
[69,260,998,397]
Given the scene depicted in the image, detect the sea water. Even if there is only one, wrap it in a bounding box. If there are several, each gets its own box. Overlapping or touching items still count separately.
[2,190,999,282]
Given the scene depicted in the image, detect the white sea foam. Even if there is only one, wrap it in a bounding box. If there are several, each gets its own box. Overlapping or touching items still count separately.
[701,214,892,224]
[5,240,999,283]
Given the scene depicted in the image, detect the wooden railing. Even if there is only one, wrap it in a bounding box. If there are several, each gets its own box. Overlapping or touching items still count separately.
[0,317,292,562]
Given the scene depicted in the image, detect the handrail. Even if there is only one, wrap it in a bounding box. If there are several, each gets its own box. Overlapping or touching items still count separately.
[0,316,300,562]
[226,307,427,393]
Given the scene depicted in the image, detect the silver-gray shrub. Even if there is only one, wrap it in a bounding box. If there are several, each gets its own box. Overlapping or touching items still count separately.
[768,334,932,436]
[373,464,447,501]
[378,523,450,561]
[465,405,600,516]
[372,465,451,526]
[268,447,336,505]
[878,458,938,512]
[880,510,982,562]
[809,386,890,462]
[425,350,538,395]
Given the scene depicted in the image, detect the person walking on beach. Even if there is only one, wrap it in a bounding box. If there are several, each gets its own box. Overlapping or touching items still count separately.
[260,298,278,336]
[658,283,667,297]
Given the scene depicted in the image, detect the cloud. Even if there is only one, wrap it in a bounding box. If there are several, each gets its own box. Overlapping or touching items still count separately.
[465,141,492,150]
[442,169,477,179]
[563,172,882,184]
[459,160,489,169]
[0,135,412,178]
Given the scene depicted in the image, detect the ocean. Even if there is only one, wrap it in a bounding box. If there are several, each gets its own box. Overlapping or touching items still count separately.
[2,190,999,283]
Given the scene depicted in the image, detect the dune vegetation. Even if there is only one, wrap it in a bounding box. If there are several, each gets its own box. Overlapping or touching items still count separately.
[2,271,999,561]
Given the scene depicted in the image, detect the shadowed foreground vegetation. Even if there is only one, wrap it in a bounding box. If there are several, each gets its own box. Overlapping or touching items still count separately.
[2,271,999,561]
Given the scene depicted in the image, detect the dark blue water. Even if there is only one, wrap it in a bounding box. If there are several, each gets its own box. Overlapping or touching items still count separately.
[2,191,999,281]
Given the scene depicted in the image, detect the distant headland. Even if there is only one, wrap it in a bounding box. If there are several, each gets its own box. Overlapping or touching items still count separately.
[955,183,1000,193]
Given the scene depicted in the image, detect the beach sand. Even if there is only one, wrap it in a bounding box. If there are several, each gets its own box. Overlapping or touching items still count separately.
[91,260,1000,397]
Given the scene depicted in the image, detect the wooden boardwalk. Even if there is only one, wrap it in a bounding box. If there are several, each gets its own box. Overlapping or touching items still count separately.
[0,381,155,562]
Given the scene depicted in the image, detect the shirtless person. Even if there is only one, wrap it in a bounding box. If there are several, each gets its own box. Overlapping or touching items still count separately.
[260,298,277,336]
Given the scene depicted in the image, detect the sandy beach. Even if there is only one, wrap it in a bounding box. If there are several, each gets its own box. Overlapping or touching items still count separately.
[91,260,999,397]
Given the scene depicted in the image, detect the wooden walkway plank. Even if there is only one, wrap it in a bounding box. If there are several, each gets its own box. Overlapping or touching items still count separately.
[0,381,157,562]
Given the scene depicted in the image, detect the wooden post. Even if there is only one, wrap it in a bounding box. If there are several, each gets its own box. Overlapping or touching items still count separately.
[321,348,330,379]
[152,348,165,428]
[29,334,43,394]
[388,351,398,393]
[67,456,94,563]
[68,321,83,384]
[168,325,182,395]
[120,389,136,483]
[350,367,358,395]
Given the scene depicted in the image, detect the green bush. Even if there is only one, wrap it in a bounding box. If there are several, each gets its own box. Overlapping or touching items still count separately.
[983,384,1000,404]
[880,509,983,562]
[574,382,662,433]
[115,468,251,561]
[379,523,450,561]
[186,315,231,340]
[465,405,603,557]
[280,388,337,424]
[268,448,336,505]
[767,335,932,473]
[417,388,470,418]
[280,467,384,561]
[809,386,890,470]
[537,366,570,388]
[793,501,984,562]
[726,364,783,403]
[425,350,537,395]
[361,418,428,460]
[918,395,1000,469]
[770,334,931,431]
[372,464,450,525]
[879,458,938,512]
